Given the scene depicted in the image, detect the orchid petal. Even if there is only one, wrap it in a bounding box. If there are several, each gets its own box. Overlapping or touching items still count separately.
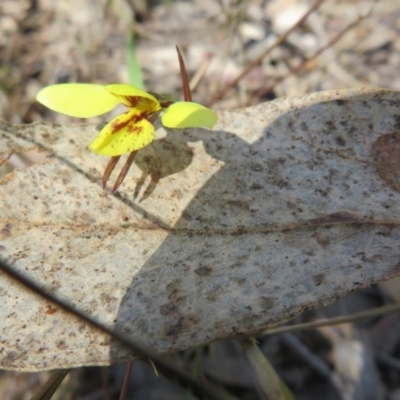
[88,110,155,156]
[36,84,120,118]
[161,102,218,129]
[105,84,160,111]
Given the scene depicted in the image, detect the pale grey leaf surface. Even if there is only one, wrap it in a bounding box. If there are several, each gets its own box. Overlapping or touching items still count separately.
[1,88,400,371]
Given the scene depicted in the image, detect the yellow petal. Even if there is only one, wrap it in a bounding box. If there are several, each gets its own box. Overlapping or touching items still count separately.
[105,84,160,111]
[161,102,218,129]
[88,110,155,156]
[36,84,120,118]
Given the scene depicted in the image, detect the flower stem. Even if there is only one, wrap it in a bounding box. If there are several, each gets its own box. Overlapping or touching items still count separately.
[112,151,138,193]
[102,156,121,189]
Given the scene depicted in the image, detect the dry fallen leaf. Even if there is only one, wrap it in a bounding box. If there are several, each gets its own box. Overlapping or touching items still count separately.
[1,87,400,371]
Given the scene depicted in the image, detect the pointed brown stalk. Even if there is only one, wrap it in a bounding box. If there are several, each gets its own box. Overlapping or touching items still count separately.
[102,156,121,189]
[176,45,192,102]
[112,151,138,193]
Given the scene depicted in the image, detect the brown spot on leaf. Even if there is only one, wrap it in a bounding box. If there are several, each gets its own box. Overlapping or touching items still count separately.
[315,232,331,247]
[45,305,58,315]
[159,302,177,316]
[309,212,359,225]
[57,340,68,350]
[225,200,250,211]
[335,136,346,146]
[371,133,400,192]
[312,274,325,286]
[170,188,183,199]
[194,266,212,276]
[259,296,274,311]
[1,223,12,239]
[165,314,201,337]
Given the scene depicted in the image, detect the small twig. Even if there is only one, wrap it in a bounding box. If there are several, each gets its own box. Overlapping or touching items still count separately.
[261,303,400,336]
[148,358,159,376]
[206,0,326,107]
[249,12,368,105]
[119,361,134,400]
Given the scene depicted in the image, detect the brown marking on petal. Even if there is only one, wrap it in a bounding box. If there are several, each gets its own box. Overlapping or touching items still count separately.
[127,124,143,134]
[126,96,139,107]
[110,115,131,134]
[131,110,153,123]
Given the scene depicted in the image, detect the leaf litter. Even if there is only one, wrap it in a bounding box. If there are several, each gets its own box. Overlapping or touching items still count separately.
[2,0,400,398]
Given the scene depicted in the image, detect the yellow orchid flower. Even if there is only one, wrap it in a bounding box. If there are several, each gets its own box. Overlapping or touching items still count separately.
[36,83,217,156]
[36,83,217,192]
